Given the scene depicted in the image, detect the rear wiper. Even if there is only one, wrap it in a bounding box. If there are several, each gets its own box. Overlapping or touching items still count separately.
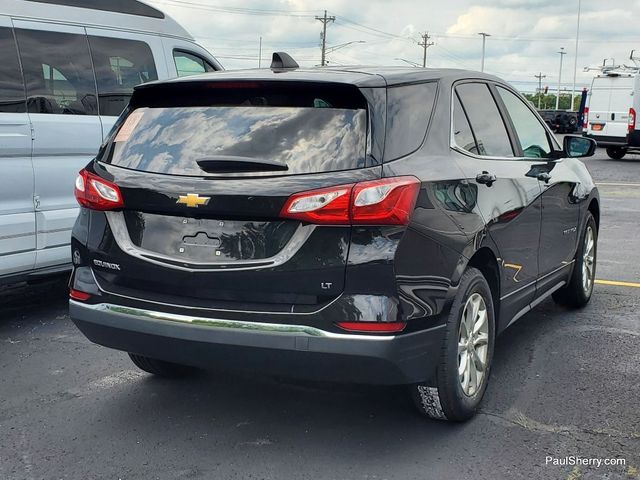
[196,156,288,173]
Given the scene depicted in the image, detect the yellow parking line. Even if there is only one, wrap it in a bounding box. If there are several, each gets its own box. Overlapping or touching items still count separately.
[595,279,640,288]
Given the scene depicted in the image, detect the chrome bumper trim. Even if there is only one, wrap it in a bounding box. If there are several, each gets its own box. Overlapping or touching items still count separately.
[69,300,413,341]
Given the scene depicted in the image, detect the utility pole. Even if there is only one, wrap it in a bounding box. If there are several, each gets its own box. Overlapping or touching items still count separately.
[570,0,582,110]
[535,72,546,109]
[478,32,490,72]
[556,47,566,110]
[258,36,262,68]
[418,32,434,68]
[315,10,335,67]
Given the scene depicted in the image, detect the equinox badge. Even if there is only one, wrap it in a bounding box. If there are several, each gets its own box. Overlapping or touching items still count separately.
[177,193,210,208]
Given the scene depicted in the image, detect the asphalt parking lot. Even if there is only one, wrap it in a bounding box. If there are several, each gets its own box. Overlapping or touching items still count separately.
[1,146,639,480]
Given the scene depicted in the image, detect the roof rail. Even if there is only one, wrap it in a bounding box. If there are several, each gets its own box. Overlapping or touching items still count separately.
[25,0,165,18]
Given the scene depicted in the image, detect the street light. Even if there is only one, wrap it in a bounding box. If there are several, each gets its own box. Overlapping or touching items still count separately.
[478,32,490,72]
[556,47,567,110]
[570,0,582,110]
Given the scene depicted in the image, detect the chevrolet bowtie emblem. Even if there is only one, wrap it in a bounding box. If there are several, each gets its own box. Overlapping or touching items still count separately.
[176,193,210,208]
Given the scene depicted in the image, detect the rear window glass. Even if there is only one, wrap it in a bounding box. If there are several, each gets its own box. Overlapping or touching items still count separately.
[101,106,367,176]
[384,82,437,160]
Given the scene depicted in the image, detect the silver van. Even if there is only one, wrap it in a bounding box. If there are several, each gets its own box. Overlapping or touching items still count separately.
[0,0,222,283]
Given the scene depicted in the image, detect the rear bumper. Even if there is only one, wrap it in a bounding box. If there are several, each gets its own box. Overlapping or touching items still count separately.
[70,301,445,385]
[584,134,627,147]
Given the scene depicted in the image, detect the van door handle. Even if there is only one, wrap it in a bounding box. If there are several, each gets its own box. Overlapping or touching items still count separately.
[537,172,552,183]
[476,171,496,186]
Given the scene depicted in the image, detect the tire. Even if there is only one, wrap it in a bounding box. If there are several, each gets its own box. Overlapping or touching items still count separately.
[606,147,626,159]
[128,353,195,378]
[552,213,597,308]
[410,267,495,422]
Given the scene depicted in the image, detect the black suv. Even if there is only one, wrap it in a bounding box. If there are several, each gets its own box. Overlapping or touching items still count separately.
[69,64,599,421]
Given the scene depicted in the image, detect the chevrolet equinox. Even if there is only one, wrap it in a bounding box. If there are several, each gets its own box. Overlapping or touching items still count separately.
[69,62,599,421]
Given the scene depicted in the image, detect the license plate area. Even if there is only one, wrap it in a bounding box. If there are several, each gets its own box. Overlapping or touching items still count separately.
[123,211,298,263]
[590,123,605,131]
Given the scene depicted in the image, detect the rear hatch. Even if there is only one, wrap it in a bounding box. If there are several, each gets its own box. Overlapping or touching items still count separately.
[587,76,633,138]
[90,80,381,311]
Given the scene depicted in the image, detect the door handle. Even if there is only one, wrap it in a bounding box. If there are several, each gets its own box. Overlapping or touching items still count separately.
[476,171,496,186]
[537,172,552,183]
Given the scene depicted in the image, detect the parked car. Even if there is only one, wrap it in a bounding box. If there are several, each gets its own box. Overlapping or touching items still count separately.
[538,109,579,133]
[68,62,599,421]
[584,67,640,159]
[0,0,222,284]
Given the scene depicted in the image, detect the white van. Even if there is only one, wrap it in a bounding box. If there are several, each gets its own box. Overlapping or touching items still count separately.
[584,70,639,159]
[0,0,222,283]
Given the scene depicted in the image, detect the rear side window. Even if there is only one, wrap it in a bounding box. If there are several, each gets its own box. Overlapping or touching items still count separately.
[455,83,513,157]
[0,27,26,113]
[173,50,216,77]
[452,93,478,154]
[88,36,158,116]
[15,29,98,115]
[384,82,437,160]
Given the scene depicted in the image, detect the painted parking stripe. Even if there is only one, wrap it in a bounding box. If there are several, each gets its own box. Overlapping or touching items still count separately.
[595,279,640,288]
[596,182,640,187]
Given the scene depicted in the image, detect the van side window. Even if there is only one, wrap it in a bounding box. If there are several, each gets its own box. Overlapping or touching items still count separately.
[88,36,158,116]
[455,83,513,157]
[15,29,98,115]
[173,50,216,77]
[0,27,26,113]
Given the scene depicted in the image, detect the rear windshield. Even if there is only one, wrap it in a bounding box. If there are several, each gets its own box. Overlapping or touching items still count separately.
[100,83,369,176]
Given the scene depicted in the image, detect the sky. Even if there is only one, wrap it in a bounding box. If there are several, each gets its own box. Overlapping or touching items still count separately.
[147,0,640,94]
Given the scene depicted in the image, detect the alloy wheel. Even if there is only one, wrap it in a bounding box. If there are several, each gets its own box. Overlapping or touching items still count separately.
[457,293,489,396]
[582,226,595,294]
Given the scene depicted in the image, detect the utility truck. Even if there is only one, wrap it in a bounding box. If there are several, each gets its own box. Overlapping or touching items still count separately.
[584,53,640,159]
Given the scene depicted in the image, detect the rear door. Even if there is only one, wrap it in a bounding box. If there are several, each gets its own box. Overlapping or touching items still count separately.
[13,20,103,269]
[451,81,542,326]
[0,19,35,277]
[90,81,377,311]
[587,76,633,139]
[607,79,633,138]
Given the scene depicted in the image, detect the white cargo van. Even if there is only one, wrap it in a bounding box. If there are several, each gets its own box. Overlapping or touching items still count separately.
[584,69,639,159]
[0,0,222,283]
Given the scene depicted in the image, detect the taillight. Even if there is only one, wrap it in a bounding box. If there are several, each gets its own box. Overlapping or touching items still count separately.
[583,106,589,129]
[336,321,406,333]
[351,177,420,225]
[628,107,636,133]
[74,169,124,211]
[279,183,352,225]
[69,288,91,301]
[279,176,420,226]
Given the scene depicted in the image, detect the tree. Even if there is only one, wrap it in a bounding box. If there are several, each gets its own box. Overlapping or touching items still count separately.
[523,93,582,111]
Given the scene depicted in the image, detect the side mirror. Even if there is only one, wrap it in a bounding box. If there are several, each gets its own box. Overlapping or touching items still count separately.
[563,136,596,158]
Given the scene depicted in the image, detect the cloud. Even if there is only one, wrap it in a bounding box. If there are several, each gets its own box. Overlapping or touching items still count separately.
[147,0,640,93]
